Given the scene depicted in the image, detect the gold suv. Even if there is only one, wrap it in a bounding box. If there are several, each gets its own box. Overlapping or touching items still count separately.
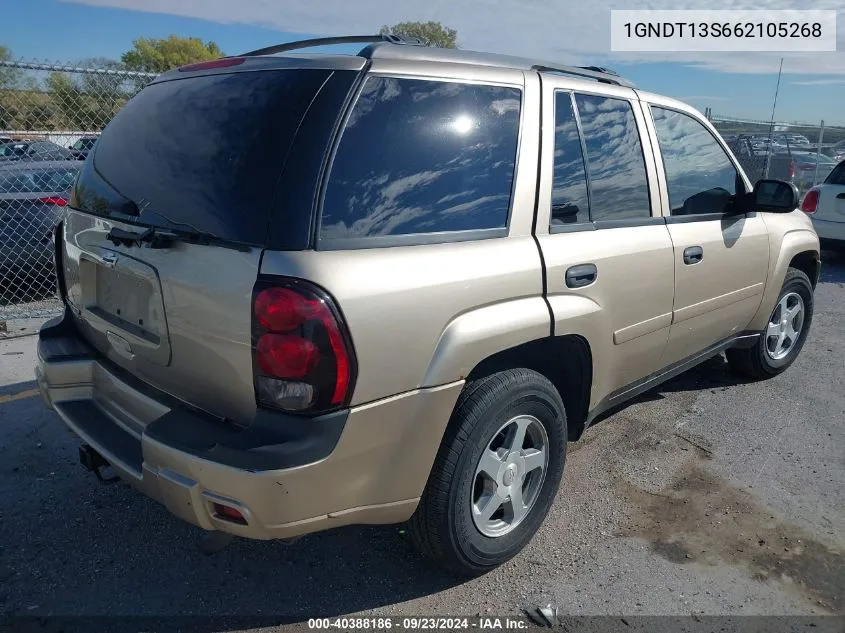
[36,35,820,575]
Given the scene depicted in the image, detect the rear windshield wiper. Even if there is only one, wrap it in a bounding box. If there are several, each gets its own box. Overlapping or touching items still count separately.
[106,226,251,252]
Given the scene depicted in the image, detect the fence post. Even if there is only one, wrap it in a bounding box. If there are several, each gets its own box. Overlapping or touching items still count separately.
[813,120,825,187]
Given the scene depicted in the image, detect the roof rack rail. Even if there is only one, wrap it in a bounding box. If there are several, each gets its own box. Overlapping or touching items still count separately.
[531,63,633,88]
[240,34,425,58]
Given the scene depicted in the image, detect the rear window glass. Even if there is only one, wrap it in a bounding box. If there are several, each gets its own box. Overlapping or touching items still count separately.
[320,76,521,242]
[77,69,333,244]
[0,167,78,194]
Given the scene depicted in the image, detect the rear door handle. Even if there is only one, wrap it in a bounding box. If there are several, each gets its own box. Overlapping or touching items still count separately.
[836,193,845,199]
[565,263,597,288]
[683,246,704,265]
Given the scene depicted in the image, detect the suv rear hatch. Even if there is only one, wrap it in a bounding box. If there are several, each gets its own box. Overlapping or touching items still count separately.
[60,58,361,424]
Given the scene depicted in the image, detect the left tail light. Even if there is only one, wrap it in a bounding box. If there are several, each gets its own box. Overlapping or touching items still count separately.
[800,189,819,214]
[251,278,356,415]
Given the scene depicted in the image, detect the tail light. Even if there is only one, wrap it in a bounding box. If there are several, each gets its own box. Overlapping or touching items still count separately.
[788,160,795,179]
[251,279,356,414]
[800,189,819,214]
[38,197,67,206]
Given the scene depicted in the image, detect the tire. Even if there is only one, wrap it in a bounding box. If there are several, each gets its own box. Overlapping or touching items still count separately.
[408,368,567,576]
[726,267,814,379]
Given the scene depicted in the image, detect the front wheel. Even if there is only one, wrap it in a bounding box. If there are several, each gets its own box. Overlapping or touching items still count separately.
[726,267,814,379]
[408,369,567,576]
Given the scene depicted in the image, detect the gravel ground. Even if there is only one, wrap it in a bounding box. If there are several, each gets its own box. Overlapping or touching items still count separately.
[0,251,843,628]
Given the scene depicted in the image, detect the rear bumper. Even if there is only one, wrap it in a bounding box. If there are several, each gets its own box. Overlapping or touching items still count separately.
[36,311,463,539]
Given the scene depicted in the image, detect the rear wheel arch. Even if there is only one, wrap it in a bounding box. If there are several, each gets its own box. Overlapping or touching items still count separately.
[463,335,593,441]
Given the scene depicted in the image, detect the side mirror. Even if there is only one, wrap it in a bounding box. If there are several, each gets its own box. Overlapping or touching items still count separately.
[753,179,798,213]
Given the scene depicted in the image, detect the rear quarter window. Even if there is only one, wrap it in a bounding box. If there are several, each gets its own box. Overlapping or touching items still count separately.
[320,76,522,246]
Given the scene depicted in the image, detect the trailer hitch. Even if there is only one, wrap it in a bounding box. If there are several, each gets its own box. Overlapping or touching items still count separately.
[78,444,120,484]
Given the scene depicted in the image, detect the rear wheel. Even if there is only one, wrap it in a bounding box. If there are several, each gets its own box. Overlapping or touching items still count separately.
[408,369,567,576]
[726,267,813,379]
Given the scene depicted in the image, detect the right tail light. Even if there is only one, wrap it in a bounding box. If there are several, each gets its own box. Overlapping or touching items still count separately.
[800,189,819,214]
[251,278,356,415]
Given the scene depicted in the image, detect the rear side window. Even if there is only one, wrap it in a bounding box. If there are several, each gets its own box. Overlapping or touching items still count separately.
[320,77,521,243]
[75,69,334,245]
[825,163,845,185]
[551,91,589,226]
[574,94,651,222]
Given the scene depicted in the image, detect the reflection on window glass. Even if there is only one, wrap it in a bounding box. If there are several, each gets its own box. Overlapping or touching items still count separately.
[652,107,739,216]
[321,77,521,239]
[574,94,650,221]
[551,92,589,226]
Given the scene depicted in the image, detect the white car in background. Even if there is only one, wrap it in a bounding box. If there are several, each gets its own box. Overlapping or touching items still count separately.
[802,160,845,249]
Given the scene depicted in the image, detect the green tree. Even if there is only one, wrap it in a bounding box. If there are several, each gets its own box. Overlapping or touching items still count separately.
[0,44,22,89]
[121,35,224,73]
[47,58,131,130]
[379,21,457,48]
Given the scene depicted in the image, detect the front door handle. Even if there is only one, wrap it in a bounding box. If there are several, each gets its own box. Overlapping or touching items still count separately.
[683,246,704,265]
[836,193,845,199]
[565,263,597,288]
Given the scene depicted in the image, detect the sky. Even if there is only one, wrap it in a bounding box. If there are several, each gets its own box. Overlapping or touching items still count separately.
[1,0,843,125]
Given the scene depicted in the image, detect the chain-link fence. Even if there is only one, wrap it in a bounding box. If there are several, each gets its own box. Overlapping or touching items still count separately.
[0,60,155,324]
[709,113,845,193]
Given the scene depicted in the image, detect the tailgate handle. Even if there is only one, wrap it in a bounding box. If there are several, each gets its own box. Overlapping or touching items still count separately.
[565,264,597,288]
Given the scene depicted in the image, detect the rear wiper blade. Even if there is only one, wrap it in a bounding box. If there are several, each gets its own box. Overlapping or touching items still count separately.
[106,226,251,252]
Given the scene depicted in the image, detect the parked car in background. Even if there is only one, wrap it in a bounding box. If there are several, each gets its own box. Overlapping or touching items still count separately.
[801,160,845,249]
[791,153,837,191]
[0,161,79,294]
[820,141,845,163]
[0,141,75,163]
[68,136,98,160]
[752,138,787,153]
[776,134,811,146]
